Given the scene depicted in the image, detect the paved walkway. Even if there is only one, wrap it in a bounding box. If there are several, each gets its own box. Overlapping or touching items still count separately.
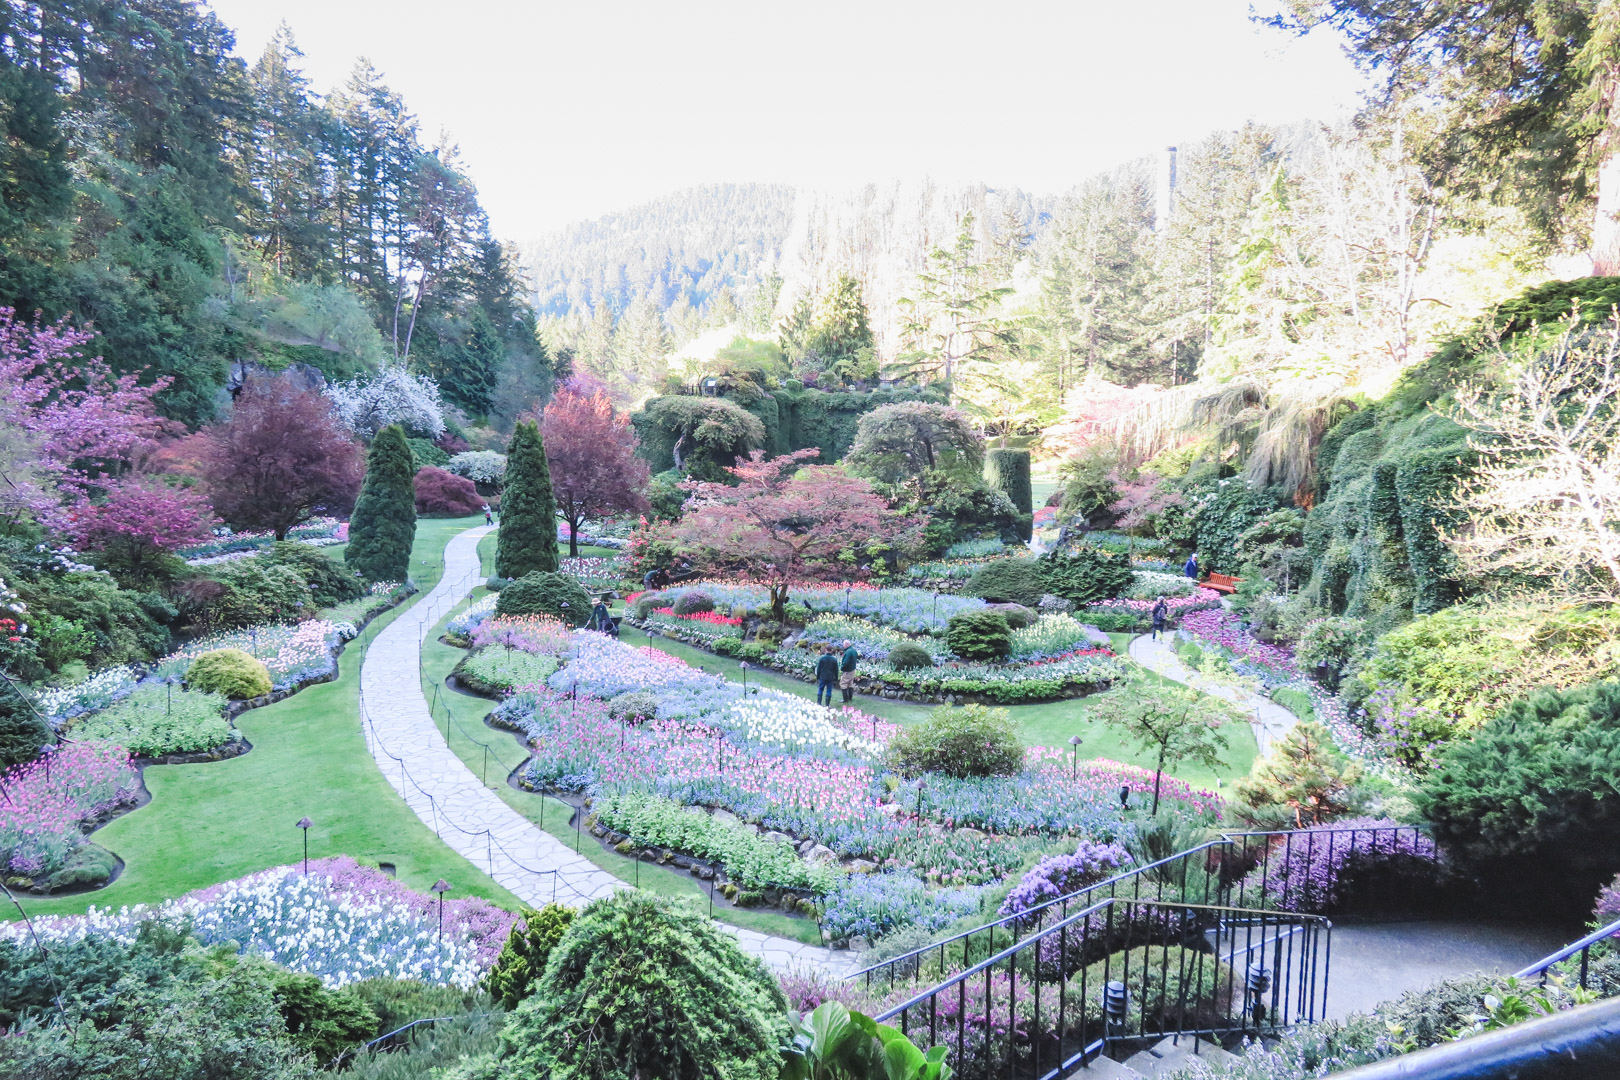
[1128,632,1297,755]
[358,525,851,978]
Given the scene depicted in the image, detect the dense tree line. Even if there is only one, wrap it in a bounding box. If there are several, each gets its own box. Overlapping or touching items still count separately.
[0,3,550,428]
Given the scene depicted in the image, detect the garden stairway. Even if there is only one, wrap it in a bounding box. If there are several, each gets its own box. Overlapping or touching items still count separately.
[1077,1037,1240,1078]
[358,524,853,979]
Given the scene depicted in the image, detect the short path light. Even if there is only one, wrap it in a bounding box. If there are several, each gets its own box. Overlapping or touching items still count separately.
[1068,735,1083,780]
[1103,980,1129,1034]
[432,879,450,939]
[296,817,313,875]
[1247,964,1272,1025]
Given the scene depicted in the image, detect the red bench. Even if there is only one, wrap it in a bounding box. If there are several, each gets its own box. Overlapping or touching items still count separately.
[1201,572,1243,595]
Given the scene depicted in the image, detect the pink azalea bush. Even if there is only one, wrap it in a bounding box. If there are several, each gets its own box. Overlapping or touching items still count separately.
[0,742,139,876]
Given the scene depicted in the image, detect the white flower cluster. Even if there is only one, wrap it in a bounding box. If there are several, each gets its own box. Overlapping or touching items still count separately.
[325,366,446,440]
[0,864,486,989]
[0,575,25,632]
[32,543,100,574]
[448,594,498,638]
[36,665,139,724]
[726,689,883,758]
[446,451,506,485]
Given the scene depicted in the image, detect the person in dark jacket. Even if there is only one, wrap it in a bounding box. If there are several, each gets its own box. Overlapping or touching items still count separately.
[589,594,616,637]
[839,639,859,703]
[1151,596,1168,640]
[1183,553,1199,581]
[815,644,839,706]
[642,567,660,592]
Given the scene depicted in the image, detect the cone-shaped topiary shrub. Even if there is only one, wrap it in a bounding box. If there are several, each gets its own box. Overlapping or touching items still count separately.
[0,682,52,767]
[187,647,273,699]
[346,424,417,583]
[496,420,559,580]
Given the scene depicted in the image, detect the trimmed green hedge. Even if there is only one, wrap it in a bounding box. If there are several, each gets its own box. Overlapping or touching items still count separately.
[985,448,1033,539]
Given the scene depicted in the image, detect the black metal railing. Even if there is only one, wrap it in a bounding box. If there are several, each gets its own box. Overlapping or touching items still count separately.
[871,896,1330,1080]
[1517,917,1620,992]
[850,823,1432,993]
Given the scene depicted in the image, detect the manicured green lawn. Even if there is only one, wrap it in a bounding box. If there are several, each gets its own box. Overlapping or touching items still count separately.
[617,625,1257,789]
[18,516,524,920]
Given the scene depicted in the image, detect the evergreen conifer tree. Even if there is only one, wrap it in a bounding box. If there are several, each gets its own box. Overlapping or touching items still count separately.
[496,420,559,579]
[345,424,417,582]
[0,681,53,768]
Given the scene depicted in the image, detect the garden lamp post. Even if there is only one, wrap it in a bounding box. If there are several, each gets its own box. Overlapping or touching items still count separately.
[432,879,450,939]
[39,745,51,782]
[296,817,313,875]
[1068,735,1083,781]
[740,661,749,695]
[933,589,939,624]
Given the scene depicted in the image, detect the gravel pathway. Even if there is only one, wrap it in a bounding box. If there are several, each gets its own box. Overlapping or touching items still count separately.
[1128,632,1297,754]
[358,524,851,977]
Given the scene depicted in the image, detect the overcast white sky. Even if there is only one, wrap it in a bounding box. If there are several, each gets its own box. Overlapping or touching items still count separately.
[208,0,1366,243]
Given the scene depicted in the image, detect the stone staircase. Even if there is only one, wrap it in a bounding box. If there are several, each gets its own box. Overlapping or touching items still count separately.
[1075,1036,1241,1079]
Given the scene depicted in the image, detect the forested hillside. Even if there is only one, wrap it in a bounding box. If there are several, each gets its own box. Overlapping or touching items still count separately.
[0,6,551,429]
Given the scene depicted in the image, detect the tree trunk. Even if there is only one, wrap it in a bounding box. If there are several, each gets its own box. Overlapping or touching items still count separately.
[1593,144,1620,275]
[568,512,580,559]
[770,583,788,624]
[1152,748,1166,816]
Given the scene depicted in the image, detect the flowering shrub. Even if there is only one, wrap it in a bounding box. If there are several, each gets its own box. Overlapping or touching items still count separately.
[821,871,981,942]
[1124,570,1197,599]
[998,841,1132,917]
[2,856,515,987]
[471,613,572,656]
[0,742,138,876]
[1593,873,1620,931]
[446,449,506,485]
[1237,817,1439,914]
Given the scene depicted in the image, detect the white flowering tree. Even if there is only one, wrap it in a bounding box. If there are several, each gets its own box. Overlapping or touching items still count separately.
[325,366,446,441]
[446,450,507,486]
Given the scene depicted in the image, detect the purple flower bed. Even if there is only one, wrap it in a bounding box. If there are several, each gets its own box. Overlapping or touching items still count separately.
[1178,609,1300,683]
[1237,817,1439,914]
[999,840,1132,918]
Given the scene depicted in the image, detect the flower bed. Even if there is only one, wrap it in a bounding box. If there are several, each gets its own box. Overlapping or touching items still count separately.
[1177,608,1299,688]
[0,856,516,988]
[153,618,357,692]
[178,517,343,562]
[797,614,951,662]
[658,581,988,635]
[560,555,625,590]
[1083,587,1221,625]
[643,607,744,648]
[1010,615,1111,660]
[37,665,140,725]
[470,613,572,656]
[65,684,232,758]
[455,648,560,696]
[773,643,1123,705]
[447,593,499,640]
[0,742,138,881]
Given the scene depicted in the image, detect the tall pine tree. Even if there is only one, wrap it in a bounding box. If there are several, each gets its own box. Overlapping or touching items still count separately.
[496,420,559,579]
[345,425,417,582]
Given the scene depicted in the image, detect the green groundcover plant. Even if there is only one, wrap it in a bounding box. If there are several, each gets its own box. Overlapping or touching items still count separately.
[67,683,232,757]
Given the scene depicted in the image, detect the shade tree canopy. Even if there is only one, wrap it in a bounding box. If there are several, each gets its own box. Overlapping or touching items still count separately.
[845,401,985,489]
[541,378,650,558]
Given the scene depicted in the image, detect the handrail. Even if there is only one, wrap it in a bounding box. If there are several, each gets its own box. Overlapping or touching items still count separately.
[1322,995,1620,1080]
[1516,917,1620,990]
[850,822,1431,987]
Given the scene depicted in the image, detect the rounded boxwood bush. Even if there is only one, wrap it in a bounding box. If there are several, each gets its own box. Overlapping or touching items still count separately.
[1040,547,1135,605]
[888,642,933,671]
[496,571,591,626]
[985,602,1036,629]
[964,559,1046,607]
[499,890,788,1080]
[632,591,668,619]
[887,703,1024,778]
[186,647,273,699]
[671,590,714,616]
[947,610,1011,661]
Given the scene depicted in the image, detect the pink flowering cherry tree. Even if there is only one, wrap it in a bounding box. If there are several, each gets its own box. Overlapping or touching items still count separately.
[60,476,218,583]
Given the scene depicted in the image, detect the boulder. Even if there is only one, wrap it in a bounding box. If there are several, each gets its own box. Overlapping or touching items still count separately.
[711,808,740,827]
[766,831,795,845]
[848,859,878,874]
[796,839,818,856]
[804,844,839,868]
[955,827,987,841]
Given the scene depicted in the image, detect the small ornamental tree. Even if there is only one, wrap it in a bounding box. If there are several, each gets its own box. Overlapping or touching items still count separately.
[1089,674,1234,814]
[0,680,53,767]
[1232,720,1363,827]
[496,421,559,579]
[541,379,650,557]
[413,467,483,517]
[202,377,365,540]
[671,449,919,622]
[324,365,445,440]
[62,476,218,585]
[345,425,417,583]
[846,401,984,489]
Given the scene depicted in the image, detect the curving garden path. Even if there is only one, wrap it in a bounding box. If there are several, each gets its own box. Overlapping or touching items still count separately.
[358,524,852,978]
[1128,631,1297,755]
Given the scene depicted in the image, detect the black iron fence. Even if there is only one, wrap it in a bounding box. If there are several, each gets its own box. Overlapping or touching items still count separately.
[871,896,1330,1080]
[1517,917,1620,993]
[850,823,1433,995]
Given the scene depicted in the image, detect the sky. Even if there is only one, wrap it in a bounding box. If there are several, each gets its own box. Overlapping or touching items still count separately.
[208,0,1368,243]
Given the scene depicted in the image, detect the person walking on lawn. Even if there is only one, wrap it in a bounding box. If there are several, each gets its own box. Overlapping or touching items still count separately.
[1151,596,1168,640]
[839,638,859,703]
[815,644,840,706]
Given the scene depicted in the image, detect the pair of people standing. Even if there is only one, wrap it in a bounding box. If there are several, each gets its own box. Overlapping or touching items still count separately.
[815,639,859,706]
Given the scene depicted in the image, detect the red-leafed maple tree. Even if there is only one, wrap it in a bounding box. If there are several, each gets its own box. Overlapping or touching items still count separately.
[672,448,920,621]
[202,376,365,540]
[62,476,218,583]
[541,378,650,557]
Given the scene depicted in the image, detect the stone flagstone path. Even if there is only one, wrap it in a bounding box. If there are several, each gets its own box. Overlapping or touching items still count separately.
[1128,631,1297,755]
[358,524,851,978]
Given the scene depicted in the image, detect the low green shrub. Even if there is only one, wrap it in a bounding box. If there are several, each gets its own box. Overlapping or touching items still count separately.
[964,559,1045,607]
[500,890,788,1080]
[186,648,272,699]
[738,640,772,663]
[68,683,231,757]
[203,560,314,628]
[947,610,1011,661]
[1040,547,1134,605]
[782,602,812,626]
[985,602,1036,629]
[496,572,591,626]
[486,904,576,1009]
[888,642,933,671]
[671,591,714,616]
[886,703,1024,778]
[262,542,364,607]
[1083,609,1150,633]
[607,690,660,723]
[631,591,667,619]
